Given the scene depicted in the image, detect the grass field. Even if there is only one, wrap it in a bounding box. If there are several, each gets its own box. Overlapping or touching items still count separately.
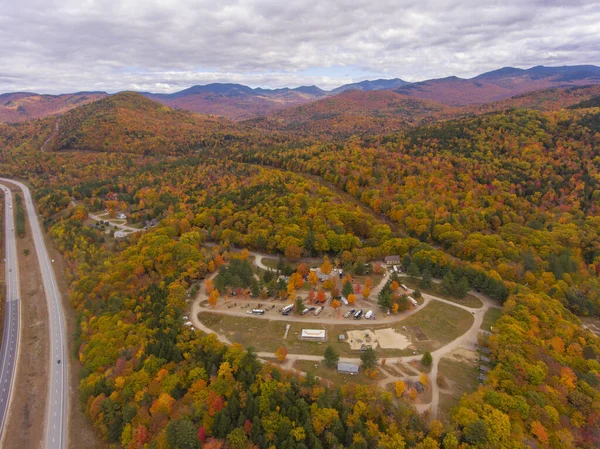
[199,312,353,356]
[480,307,503,332]
[198,297,473,357]
[293,360,377,388]
[401,277,483,308]
[396,300,475,353]
[438,357,480,423]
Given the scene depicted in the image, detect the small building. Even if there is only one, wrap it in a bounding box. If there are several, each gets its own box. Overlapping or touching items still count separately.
[337,362,359,375]
[479,347,492,355]
[384,255,401,265]
[338,334,346,342]
[145,218,158,228]
[300,329,327,342]
[114,230,127,239]
[310,268,330,282]
[480,356,491,364]
[479,365,490,373]
[117,212,127,220]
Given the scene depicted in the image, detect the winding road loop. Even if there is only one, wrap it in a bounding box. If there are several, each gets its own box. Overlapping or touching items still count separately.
[0,184,22,445]
[192,251,496,419]
[64,211,494,420]
[0,179,68,449]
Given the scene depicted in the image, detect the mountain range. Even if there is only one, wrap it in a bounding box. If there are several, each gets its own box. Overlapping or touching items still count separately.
[2,65,600,123]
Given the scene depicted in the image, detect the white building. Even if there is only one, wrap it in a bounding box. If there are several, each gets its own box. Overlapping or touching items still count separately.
[337,362,359,374]
[300,329,327,342]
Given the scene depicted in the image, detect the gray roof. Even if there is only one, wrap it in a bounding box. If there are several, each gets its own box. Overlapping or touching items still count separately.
[480,356,491,364]
[337,362,359,374]
[384,255,400,262]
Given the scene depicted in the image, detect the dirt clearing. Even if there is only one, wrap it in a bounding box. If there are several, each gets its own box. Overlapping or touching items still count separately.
[344,328,411,351]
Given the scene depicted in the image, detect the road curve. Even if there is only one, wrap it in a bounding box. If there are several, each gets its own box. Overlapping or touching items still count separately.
[0,179,68,449]
[0,184,21,444]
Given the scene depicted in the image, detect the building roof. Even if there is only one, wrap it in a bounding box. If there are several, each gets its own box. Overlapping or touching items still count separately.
[337,362,360,374]
[384,255,400,263]
[301,329,326,339]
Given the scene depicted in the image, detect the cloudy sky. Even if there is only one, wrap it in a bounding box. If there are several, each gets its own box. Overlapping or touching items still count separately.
[1,0,599,94]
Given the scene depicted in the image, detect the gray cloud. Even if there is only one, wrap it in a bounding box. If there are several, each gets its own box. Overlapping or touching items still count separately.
[1,0,599,93]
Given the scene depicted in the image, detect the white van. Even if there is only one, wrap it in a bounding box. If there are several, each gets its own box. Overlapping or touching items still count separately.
[365,310,373,320]
[314,306,323,316]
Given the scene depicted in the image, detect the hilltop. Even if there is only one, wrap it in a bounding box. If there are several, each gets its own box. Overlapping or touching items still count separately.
[249,89,453,138]
[0,91,108,123]
[50,92,247,154]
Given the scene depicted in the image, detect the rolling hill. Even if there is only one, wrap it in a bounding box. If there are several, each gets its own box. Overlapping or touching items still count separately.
[249,89,454,137]
[0,91,108,123]
[49,91,250,154]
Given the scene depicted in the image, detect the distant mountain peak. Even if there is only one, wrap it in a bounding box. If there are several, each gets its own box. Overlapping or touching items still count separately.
[331,78,410,94]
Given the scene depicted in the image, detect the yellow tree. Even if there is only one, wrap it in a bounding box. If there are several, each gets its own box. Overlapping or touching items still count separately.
[308,271,319,288]
[419,372,429,386]
[347,293,356,305]
[205,278,214,294]
[208,290,219,307]
[294,272,304,289]
[394,380,406,398]
[321,256,333,275]
[331,299,342,309]
[287,282,296,299]
[362,286,371,299]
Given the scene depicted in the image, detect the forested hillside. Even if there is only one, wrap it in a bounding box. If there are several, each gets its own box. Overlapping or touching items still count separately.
[0,87,599,449]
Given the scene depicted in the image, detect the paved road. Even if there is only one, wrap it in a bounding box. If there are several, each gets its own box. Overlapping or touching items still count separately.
[0,179,68,449]
[87,211,141,233]
[0,184,21,444]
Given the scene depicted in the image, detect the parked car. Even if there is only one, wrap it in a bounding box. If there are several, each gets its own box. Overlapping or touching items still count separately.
[281,304,294,315]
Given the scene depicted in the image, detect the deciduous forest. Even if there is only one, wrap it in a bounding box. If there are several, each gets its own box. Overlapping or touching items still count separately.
[1,87,600,449]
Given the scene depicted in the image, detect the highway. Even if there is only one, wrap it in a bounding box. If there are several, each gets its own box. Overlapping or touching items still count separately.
[0,178,68,449]
[0,184,21,444]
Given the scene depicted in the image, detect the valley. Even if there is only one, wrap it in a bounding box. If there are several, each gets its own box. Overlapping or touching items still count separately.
[0,67,599,449]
